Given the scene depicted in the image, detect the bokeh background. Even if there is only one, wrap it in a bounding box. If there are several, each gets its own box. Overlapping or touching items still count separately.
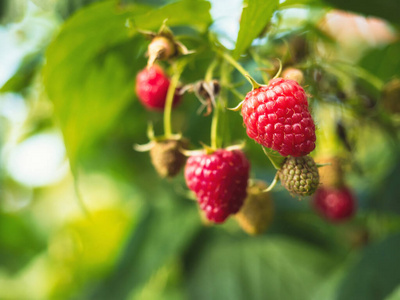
[0,0,400,299]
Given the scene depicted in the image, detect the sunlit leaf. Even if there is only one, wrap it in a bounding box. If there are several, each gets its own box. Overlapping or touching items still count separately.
[0,51,43,93]
[43,0,211,166]
[131,0,212,32]
[280,0,322,6]
[233,0,279,58]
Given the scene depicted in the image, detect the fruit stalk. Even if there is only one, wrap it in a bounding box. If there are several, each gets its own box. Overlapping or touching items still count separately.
[207,60,221,149]
[210,96,220,150]
[164,62,185,137]
[212,60,231,149]
[219,50,254,86]
[205,58,219,82]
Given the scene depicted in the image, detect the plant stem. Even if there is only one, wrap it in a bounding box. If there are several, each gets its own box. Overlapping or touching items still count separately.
[264,172,279,192]
[164,61,185,138]
[210,99,220,149]
[210,60,232,150]
[219,50,253,85]
[210,62,222,150]
[249,49,270,83]
[271,58,282,79]
[205,58,219,82]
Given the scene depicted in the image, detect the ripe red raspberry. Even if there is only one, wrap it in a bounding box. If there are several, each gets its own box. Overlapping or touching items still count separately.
[135,65,181,111]
[313,186,356,222]
[184,149,250,223]
[241,78,316,157]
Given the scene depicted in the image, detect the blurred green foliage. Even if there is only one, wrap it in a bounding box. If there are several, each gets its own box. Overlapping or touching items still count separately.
[0,0,400,299]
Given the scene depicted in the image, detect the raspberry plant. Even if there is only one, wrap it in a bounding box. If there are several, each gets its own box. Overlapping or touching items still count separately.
[1,0,400,299]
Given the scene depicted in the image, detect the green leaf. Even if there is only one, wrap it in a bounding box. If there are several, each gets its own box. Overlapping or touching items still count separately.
[87,200,201,300]
[131,0,212,32]
[360,41,400,84]
[186,236,337,300]
[311,265,349,300]
[55,0,107,19]
[233,0,279,58]
[0,0,27,25]
[369,161,400,214]
[337,233,400,300]
[0,212,46,273]
[279,0,322,6]
[43,1,145,165]
[385,285,400,300]
[322,0,400,25]
[0,51,43,93]
[43,0,211,166]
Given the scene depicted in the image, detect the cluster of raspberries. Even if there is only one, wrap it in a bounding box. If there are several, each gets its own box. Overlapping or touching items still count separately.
[136,66,329,224]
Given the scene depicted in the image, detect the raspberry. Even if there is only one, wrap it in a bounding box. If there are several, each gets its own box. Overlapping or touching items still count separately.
[147,36,176,67]
[135,65,181,111]
[241,78,316,157]
[282,67,304,84]
[235,181,274,235]
[313,186,356,222]
[184,149,250,223]
[279,156,319,196]
[150,139,188,178]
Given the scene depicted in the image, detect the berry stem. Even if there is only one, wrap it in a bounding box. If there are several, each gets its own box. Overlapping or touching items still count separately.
[263,172,279,192]
[205,58,219,82]
[218,50,259,88]
[249,49,270,83]
[204,58,222,150]
[164,60,185,138]
[210,99,220,149]
[211,60,231,150]
[271,58,283,79]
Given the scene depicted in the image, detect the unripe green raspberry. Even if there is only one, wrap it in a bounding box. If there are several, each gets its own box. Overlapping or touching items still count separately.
[278,156,319,196]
